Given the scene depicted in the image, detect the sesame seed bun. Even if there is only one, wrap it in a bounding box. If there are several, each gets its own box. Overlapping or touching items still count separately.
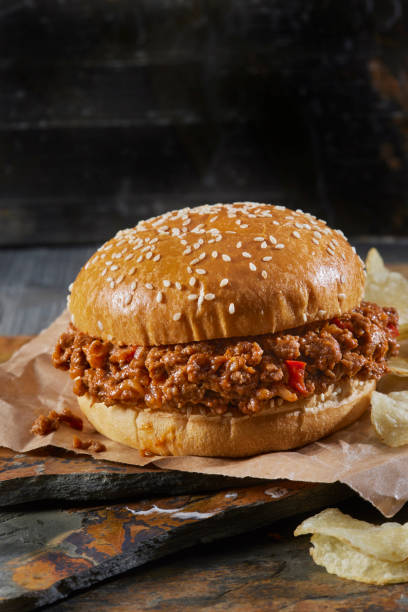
[68,202,365,346]
[78,379,375,457]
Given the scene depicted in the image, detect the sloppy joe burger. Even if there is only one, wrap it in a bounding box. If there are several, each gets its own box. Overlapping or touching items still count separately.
[53,202,399,457]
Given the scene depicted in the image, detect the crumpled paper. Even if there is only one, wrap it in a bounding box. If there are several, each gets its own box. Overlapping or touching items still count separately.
[1,310,408,517]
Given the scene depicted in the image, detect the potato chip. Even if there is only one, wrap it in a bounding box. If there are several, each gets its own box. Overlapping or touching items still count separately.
[364,248,408,339]
[310,533,408,585]
[388,357,408,377]
[371,390,408,447]
[295,508,408,562]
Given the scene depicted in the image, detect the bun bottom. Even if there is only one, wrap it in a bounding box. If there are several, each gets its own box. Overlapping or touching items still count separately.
[77,378,376,458]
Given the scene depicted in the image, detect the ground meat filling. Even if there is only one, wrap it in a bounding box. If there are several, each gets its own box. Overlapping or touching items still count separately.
[53,302,399,417]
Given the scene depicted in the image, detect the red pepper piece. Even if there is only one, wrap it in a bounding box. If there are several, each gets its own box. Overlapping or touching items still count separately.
[285,360,308,395]
[125,348,136,363]
[387,323,399,338]
[332,317,353,331]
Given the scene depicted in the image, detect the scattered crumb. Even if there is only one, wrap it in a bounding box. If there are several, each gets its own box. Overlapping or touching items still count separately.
[31,408,83,436]
[72,435,106,453]
[31,413,59,436]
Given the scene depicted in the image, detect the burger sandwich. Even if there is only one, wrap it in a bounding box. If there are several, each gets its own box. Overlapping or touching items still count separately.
[53,202,399,457]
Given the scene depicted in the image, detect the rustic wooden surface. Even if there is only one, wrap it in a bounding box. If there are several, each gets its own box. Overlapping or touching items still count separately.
[2,481,353,611]
[47,499,408,612]
[1,2,408,246]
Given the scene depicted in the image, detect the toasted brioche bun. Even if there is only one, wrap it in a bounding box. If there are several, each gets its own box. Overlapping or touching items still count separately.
[78,379,375,457]
[68,202,365,346]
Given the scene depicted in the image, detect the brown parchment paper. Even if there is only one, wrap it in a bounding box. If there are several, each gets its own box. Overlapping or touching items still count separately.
[1,310,408,517]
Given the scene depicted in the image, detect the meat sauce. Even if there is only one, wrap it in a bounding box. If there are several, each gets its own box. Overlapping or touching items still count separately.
[53,302,398,416]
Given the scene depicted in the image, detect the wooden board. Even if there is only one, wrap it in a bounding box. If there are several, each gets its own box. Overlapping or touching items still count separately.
[0,446,268,508]
[0,481,351,611]
[44,498,408,612]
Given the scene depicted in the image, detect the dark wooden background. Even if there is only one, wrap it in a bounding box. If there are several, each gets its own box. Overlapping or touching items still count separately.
[1,0,408,246]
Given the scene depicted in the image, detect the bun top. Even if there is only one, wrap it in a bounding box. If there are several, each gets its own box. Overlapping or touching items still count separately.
[69,202,365,345]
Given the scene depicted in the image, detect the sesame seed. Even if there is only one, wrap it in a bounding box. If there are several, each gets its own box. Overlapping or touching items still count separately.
[124,294,132,305]
[273,221,279,226]
[175,282,182,290]
[196,268,207,275]
[130,281,137,291]
[275,205,285,210]
[340,275,346,283]
[296,208,303,213]
[249,262,257,271]
[124,253,133,261]
[198,253,206,261]
[275,244,285,249]
[189,277,196,287]
[211,250,218,258]
[173,312,182,321]
[97,320,103,330]
[156,291,163,303]
[318,309,327,317]
[261,270,267,279]
[163,280,171,287]
[338,293,346,300]
[111,264,119,271]
[187,266,192,274]
[117,274,124,283]
[261,241,268,248]
[188,294,198,301]
[129,266,136,275]
[295,222,303,229]
[222,254,231,262]
[136,255,143,263]
[254,237,264,242]
[146,252,153,260]
[153,254,161,262]
[205,293,215,301]
[312,238,319,245]
[269,235,277,245]
[262,256,272,261]
[241,224,248,228]
[183,247,192,255]
[215,234,222,242]
[190,258,199,265]
[110,281,115,289]
[229,303,235,314]
[352,246,356,254]
[327,247,335,256]
[68,282,73,292]
[292,231,301,239]
[220,278,229,287]
[302,313,307,322]
[145,283,153,289]
[242,252,251,258]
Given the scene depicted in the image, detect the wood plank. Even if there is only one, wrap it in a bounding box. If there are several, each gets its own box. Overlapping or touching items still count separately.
[0,481,351,611]
[44,498,408,612]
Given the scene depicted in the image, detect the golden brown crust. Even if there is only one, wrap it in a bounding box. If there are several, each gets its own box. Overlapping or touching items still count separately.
[68,203,365,346]
[78,379,375,457]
